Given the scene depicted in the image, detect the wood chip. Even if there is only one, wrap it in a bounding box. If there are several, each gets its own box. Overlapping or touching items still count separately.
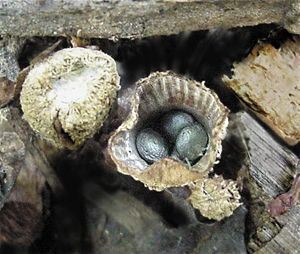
[223,37,300,145]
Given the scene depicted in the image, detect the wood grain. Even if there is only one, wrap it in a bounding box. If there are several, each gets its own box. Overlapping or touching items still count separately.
[227,112,299,253]
[0,0,294,39]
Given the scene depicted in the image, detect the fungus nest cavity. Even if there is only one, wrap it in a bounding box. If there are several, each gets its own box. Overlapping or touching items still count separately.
[20,48,120,149]
[136,109,210,166]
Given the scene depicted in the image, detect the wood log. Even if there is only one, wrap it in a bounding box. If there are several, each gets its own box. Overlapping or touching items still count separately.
[0,0,298,39]
[0,36,63,194]
[0,106,61,247]
[0,104,66,247]
[0,107,44,246]
[0,148,48,246]
[224,112,299,253]
[0,111,25,210]
[83,182,248,254]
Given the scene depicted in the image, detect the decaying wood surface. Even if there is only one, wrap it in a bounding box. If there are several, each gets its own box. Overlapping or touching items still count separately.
[0,0,299,39]
[0,36,62,194]
[0,144,48,246]
[237,112,298,196]
[0,38,25,107]
[83,182,248,254]
[0,110,25,210]
[257,206,300,254]
[223,37,300,146]
[0,38,24,82]
[0,37,62,245]
[226,112,299,253]
[0,107,51,246]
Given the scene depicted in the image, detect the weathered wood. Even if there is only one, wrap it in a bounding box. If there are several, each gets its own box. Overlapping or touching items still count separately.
[0,37,65,193]
[0,148,48,246]
[0,110,25,210]
[285,0,300,34]
[0,52,61,245]
[256,206,300,254]
[0,37,25,108]
[237,112,298,196]
[226,112,299,253]
[223,37,300,145]
[0,0,296,39]
[83,182,163,235]
[83,182,247,254]
[5,107,63,193]
[0,78,14,108]
[0,107,50,246]
[0,37,24,81]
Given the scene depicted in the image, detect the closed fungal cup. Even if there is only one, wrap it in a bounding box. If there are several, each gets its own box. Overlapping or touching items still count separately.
[108,71,229,191]
[20,48,120,149]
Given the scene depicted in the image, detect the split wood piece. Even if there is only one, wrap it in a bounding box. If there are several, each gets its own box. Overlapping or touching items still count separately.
[83,182,247,253]
[0,37,24,82]
[2,107,63,193]
[0,0,298,39]
[0,36,63,192]
[83,182,163,236]
[227,112,299,253]
[259,169,300,254]
[0,107,62,246]
[0,109,25,210]
[256,206,300,254]
[0,39,77,247]
[0,37,25,107]
[234,112,298,197]
[0,149,48,246]
[0,107,45,246]
[223,37,300,145]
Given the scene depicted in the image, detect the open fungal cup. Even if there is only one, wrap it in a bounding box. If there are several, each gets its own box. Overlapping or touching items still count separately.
[20,48,120,149]
[108,72,229,191]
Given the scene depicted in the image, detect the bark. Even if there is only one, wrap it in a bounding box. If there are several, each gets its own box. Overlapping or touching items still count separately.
[225,112,299,253]
[0,152,48,246]
[0,106,61,246]
[0,112,25,210]
[0,37,79,249]
[0,0,297,39]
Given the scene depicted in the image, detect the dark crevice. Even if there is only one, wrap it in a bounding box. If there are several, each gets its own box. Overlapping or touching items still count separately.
[18,37,68,70]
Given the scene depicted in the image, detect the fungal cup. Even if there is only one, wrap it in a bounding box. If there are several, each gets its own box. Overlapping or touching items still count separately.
[20,48,120,149]
[108,71,229,191]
